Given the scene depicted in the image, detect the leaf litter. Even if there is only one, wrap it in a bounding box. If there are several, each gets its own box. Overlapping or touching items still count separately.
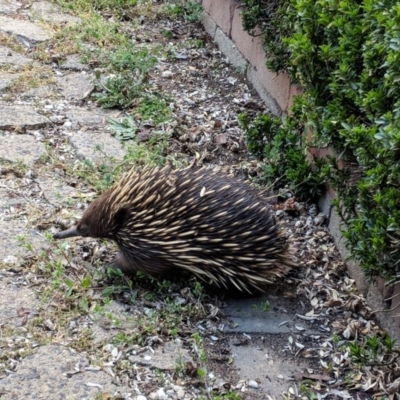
[0,1,398,400]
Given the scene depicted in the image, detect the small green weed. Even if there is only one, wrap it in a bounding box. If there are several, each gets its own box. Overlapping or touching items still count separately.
[348,334,397,365]
[93,72,148,109]
[108,115,139,141]
[260,300,270,312]
[111,332,139,346]
[184,1,203,22]
[160,1,203,22]
[251,300,270,312]
[91,47,162,111]
[104,47,158,73]
[187,38,204,48]
[136,95,171,123]
[212,392,241,400]
[160,2,184,19]
[299,379,319,399]
[57,0,138,19]
[162,29,173,39]
[61,14,130,49]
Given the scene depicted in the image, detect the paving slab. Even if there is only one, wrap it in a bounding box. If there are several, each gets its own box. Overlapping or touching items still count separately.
[0,105,49,130]
[0,279,38,326]
[35,176,79,206]
[0,187,28,207]
[90,300,140,344]
[0,15,52,44]
[56,72,94,102]
[68,129,126,163]
[65,107,110,129]
[0,0,21,15]
[0,345,125,400]
[0,219,45,264]
[0,134,46,165]
[59,54,89,71]
[231,341,304,397]
[223,293,297,334]
[21,83,60,99]
[129,339,193,371]
[30,1,80,24]
[0,45,35,68]
[223,293,319,397]
[0,73,19,91]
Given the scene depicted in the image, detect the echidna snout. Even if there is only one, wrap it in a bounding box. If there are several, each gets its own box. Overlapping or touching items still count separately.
[54,166,296,294]
[53,225,85,239]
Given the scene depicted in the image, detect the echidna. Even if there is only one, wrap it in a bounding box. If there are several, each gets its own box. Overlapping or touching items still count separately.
[54,165,295,294]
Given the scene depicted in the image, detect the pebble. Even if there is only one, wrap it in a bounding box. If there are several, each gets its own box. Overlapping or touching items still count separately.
[162,70,174,78]
[248,380,258,389]
[49,115,63,123]
[275,210,285,217]
[314,213,326,225]
[136,396,147,400]
[177,389,185,399]
[149,388,167,400]
[295,220,304,228]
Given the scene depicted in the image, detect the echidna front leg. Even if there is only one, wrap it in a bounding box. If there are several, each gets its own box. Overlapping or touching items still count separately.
[105,250,139,276]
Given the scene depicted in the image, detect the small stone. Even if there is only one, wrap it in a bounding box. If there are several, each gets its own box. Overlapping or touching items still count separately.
[248,380,258,389]
[295,220,303,228]
[49,115,63,123]
[162,70,174,78]
[3,255,18,264]
[136,396,147,400]
[156,388,167,400]
[149,389,167,400]
[111,347,119,358]
[313,213,325,225]
[177,389,185,399]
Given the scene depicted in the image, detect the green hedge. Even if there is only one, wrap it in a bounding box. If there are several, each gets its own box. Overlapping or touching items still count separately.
[240,0,400,282]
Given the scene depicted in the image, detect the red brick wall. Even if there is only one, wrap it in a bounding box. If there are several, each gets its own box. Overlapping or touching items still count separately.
[200,0,301,114]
